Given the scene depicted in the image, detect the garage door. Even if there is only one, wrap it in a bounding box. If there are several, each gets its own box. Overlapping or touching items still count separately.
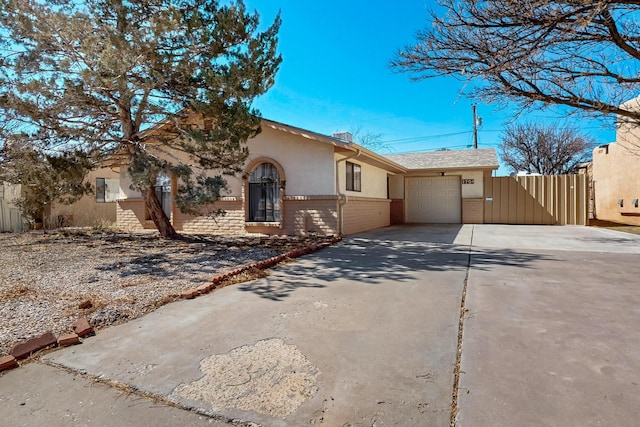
[406,176,461,223]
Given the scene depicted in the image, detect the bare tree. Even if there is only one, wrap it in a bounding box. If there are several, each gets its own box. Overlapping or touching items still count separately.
[391,1,640,127]
[0,0,281,238]
[349,126,389,152]
[500,122,595,175]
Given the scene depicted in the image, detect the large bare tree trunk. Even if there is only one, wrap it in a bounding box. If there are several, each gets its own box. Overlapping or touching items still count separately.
[142,188,178,239]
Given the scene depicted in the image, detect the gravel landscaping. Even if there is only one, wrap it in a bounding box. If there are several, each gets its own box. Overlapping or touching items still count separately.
[0,229,332,355]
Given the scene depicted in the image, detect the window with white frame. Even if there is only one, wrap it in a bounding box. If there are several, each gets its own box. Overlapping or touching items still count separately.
[95,178,120,203]
[153,173,172,218]
[346,161,361,192]
[248,163,280,222]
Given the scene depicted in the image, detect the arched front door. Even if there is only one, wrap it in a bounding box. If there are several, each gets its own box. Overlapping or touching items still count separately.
[248,162,280,222]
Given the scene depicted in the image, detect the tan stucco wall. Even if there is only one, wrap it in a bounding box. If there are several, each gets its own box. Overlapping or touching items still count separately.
[116,117,400,235]
[592,139,640,225]
[247,127,336,196]
[388,175,404,199]
[335,153,389,199]
[50,168,121,227]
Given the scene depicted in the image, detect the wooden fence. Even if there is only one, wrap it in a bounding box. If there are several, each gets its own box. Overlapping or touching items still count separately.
[483,175,588,225]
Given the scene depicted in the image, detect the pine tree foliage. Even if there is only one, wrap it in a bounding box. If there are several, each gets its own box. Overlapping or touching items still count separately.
[0,0,281,237]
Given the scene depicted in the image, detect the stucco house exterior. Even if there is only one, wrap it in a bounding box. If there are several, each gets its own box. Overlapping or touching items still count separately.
[113,117,499,235]
[2,117,501,235]
[591,105,640,225]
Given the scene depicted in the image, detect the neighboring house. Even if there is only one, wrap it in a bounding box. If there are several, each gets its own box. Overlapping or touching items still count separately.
[592,141,640,226]
[114,117,499,235]
[0,182,26,232]
[589,96,640,226]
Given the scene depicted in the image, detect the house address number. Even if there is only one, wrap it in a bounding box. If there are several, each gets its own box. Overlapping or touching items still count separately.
[462,179,475,184]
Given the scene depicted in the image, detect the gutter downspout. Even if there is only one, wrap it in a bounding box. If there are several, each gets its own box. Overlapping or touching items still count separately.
[336,148,361,236]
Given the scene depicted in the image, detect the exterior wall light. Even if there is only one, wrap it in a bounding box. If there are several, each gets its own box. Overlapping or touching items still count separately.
[618,199,624,207]
[632,199,639,208]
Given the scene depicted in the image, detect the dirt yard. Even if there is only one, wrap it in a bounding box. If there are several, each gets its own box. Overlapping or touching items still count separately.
[0,229,332,355]
[589,219,640,235]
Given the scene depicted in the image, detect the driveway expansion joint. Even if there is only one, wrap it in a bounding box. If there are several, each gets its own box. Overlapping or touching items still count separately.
[450,224,474,427]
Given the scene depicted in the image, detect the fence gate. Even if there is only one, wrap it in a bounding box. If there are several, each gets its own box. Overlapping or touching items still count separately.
[484,175,588,225]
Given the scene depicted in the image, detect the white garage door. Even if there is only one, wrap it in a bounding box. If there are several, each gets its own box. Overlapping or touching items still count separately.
[406,176,461,223]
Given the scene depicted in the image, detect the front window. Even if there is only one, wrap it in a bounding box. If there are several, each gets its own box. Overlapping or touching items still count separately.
[346,161,361,192]
[248,163,280,222]
[153,173,172,219]
[96,178,120,203]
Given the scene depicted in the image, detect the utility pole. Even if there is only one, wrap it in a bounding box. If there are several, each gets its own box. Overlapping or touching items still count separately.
[472,104,478,149]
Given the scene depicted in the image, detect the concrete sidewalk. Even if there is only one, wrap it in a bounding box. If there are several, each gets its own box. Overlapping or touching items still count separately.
[41,225,471,426]
[457,225,640,426]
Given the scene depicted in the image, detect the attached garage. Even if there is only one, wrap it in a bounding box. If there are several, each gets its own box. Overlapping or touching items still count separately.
[386,149,500,225]
[405,176,461,223]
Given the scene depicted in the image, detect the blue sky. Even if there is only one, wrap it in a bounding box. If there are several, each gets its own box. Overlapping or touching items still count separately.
[244,1,616,175]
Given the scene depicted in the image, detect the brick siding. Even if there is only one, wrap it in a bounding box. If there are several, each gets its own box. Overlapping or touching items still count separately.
[462,198,484,224]
[281,196,339,236]
[343,197,391,235]
[390,199,404,225]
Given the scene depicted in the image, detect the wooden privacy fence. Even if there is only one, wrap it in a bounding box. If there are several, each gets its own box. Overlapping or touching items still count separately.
[484,175,588,225]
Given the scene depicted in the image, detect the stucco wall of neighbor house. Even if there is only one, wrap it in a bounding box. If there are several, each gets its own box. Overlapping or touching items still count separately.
[50,168,121,228]
[592,140,640,225]
[343,197,391,235]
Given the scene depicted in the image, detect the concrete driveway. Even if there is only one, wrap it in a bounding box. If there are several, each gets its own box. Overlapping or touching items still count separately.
[457,225,640,426]
[43,225,472,426]
[2,224,640,426]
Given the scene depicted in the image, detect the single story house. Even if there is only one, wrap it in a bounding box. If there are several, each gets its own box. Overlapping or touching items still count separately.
[112,117,499,235]
[9,116,500,235]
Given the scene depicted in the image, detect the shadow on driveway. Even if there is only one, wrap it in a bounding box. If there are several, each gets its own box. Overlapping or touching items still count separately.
[239,225,554,301]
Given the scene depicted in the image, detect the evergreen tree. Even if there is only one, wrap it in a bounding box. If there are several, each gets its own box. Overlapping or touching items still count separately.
[0,0,281,237]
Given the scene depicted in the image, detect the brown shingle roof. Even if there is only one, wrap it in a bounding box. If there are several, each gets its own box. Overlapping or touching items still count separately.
[384,148,499,170]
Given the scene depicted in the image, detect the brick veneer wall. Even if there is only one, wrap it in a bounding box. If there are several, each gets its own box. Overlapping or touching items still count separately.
[462,198,484,224]
[343,197,391,235]
[117,199,150,231]
[174,198,245,234]
[118,196,340,235]
[390,199,404,225]
[280,196,339,235]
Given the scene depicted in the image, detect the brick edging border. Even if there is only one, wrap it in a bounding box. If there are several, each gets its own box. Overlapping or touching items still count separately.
[180,235,343,299]
[0,317,95,373]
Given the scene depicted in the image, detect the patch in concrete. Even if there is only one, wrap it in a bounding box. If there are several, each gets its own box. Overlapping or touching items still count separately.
[172,338,318,418]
